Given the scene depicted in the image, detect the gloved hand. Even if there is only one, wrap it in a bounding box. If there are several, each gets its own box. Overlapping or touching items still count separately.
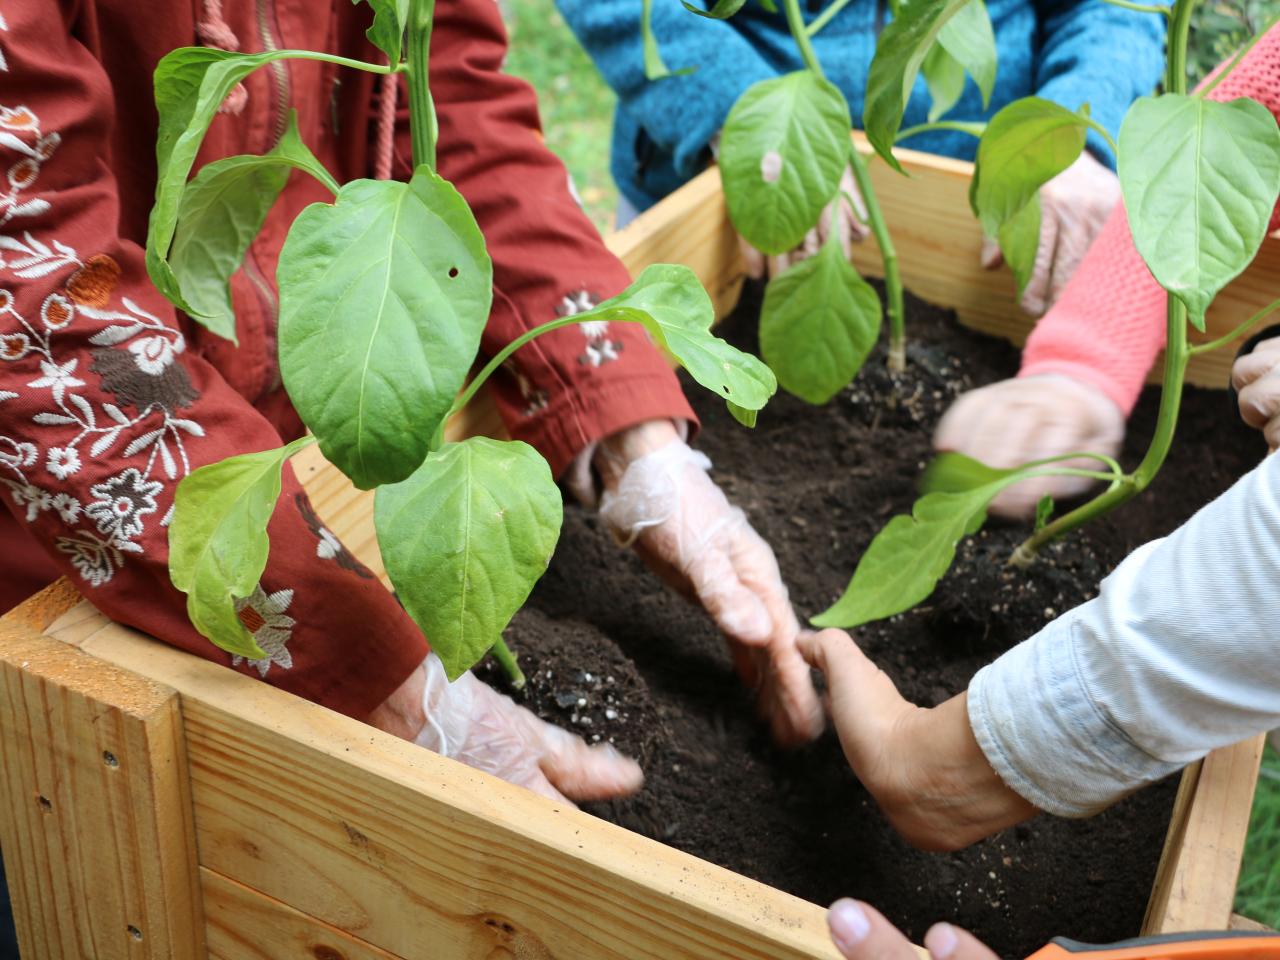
[594,427,823,747]
[1232,335,1280,450]
[370,653,644,804]
[934,374,1125,519]
[981,151,1121,317]
[827,898,998,960]
[740,166,870,279]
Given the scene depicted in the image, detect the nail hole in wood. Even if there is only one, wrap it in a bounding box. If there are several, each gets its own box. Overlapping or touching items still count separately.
[36,795,50,812]
[103,751,118,768]
[127,925,142,941]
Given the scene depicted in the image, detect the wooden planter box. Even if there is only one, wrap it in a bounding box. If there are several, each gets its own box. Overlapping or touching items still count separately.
[0,139,1271,959]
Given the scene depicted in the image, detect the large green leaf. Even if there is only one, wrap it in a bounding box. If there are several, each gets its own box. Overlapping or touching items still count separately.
[148,48,296,312]
[863,0,980,170]
[354,0,410,65]
[169,436,314,658]
[278,169,492,490]
[375,437,562,680]
[760,229,882,404]
[812,479,1013,628]
[682,0,748,17]
[169,112,339,343]
[1118,94,1280,330]
[721,72,852,254]
[970,97,1088,236]
[935,0,996,109]
[922,44,966,123]
[592,264,777,415]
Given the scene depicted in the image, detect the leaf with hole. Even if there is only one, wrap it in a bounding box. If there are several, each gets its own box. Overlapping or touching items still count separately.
[863,0,984,171]
[721,71,851,254]
[169,111,339,343]
[760,228,882,404]
[278,168,492,490]
[1118,93,1280,330]
[376,437,562,680]
[169,435,314,659]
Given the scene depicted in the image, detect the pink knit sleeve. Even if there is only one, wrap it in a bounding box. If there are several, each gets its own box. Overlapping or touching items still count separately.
[1019,26,1280,416]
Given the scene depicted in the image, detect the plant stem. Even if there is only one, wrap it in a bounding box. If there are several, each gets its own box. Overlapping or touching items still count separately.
[491,637,526,689]
[405,0,438,171]
[1097,0,1172,15]
[1081,116,1120,158]
[447,315,587,421]
[807,0,856,37]
[896,120,986,142]
[1189,296,1280,355]
[848,141,906,371]
[783,0,825,76]
[270,50,399,74]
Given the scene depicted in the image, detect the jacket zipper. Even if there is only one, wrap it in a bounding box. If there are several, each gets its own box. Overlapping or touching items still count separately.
[257,0,291,147]
[242,252,282,394]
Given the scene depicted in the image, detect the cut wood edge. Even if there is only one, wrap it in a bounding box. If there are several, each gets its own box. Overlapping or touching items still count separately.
[1143,735,1265,934]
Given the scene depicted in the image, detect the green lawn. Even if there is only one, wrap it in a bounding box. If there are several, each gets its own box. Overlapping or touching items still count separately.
[500,0,619,233]
[1236,745,1280,926]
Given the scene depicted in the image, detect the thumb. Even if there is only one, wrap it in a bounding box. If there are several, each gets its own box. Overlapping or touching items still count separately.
[739,235,766,280]
[979,235,1003,270]
[535,723,645,803]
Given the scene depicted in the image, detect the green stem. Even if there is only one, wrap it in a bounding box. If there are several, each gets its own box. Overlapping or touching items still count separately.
[807,0,856,37]
[1081,116,1120,158]
[271,50,399,74]
[783,0,825,76]
[405,0,438,170]
[848,141,906,371]
[491,637,527,689]
[896,120,986,142]
[1166,0,1197,93]
[1189,296,1280,355]
[1097,0,1172,15]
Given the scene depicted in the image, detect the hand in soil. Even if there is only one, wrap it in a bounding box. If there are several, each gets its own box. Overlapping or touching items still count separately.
[828,899,998,960]
[739,166,869,280]
[402,653,644,804]
[980,152,1120,317]
[595,430,823,747]
[1232,335,1280,450]
[935,374,1125,519]
[799,630,1037,851]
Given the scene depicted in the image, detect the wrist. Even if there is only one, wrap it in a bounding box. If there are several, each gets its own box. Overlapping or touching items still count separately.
[366,663,428,742]
[594,419,681,490]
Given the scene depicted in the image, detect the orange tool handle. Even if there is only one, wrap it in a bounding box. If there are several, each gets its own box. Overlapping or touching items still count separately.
[1027,932,1280,960]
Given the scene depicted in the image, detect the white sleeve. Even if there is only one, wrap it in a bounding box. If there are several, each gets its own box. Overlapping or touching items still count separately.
[968,449,1280,817]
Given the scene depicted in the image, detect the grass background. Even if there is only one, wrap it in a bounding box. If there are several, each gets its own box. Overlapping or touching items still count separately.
[498,0,1280,928]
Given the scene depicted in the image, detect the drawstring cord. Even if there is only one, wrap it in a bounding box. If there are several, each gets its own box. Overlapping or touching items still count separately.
[196,0,248,115]
[374,72,398,180]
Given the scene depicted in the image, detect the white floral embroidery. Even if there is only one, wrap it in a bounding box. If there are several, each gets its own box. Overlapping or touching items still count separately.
[557,289,624,368]
[0,104,206,589]
[231,585,297,676]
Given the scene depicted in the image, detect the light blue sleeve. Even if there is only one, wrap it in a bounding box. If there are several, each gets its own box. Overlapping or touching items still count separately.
[1030,0,1166,166]
[969,449,1280,817]
[554,0,778,176]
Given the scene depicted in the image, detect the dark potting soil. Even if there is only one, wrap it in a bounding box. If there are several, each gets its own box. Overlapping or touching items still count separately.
[477,282,1263,955]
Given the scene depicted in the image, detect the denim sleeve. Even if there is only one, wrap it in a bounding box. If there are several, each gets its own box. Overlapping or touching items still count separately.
[1030,0,1165,167]
[969,449,1280,817]
[554,0,777,179]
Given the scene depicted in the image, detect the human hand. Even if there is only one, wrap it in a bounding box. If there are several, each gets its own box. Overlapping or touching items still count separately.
[1232,335,1280,450]
[595,424,823,747]
[828,898,998,960]
[740,166,869,280]
[934,374,1125,519]
[373,654,644,804]
[981,151,1121,316]
[798,629,1037,852]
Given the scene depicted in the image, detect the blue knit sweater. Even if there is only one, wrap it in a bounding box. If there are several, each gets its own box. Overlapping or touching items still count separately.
[555,0,1166,211]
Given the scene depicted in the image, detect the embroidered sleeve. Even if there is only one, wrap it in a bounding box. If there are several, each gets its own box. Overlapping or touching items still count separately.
[377,0,697,477]
[0,3,426,720]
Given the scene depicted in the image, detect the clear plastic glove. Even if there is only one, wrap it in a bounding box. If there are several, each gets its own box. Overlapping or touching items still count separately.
[981,152,1121,317]
[376,653,643,804]
[740,167,870,280]
[597,435,823,747]
[934,374,1125,519]
[1232,335,1280,450]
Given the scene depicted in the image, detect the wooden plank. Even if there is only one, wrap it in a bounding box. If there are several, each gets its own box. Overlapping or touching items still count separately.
[1229,913,1274,933]
[42,604,842,960]
[1144,735,1266,934]
[0,585,204,960]
[202,868,403,960]
[846,134,1280,390]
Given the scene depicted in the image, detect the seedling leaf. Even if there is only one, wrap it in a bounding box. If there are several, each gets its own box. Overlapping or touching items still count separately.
[921,451,1023,493]
[936,0,996,109]
[1035,494,1054,531]
[169,435,314,659]
[644,0,696,79]
[682,0,748,18]
[278,169,492,490]
[997,194,1041,296]
[721,72,852,254]
[760,228,882,404]
[353,0,410,65]
[922,44,966,123]
[376,437,562,680]
[1118,94,1280,331]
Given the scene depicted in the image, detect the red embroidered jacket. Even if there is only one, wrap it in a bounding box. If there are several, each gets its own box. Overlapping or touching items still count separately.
[0,0,694,718]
